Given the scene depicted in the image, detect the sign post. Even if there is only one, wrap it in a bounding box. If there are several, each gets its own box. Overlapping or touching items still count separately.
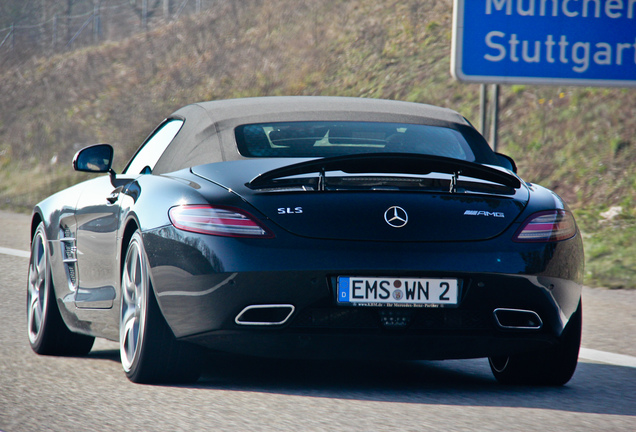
[452,0,635,150]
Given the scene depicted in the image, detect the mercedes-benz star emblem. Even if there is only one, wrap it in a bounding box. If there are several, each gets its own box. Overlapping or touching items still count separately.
[384,206,408,228]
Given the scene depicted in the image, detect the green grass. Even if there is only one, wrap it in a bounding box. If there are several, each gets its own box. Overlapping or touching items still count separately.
[575,207,636,289]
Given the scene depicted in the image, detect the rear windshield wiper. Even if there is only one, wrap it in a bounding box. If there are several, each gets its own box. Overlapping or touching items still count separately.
[247,153,521,191]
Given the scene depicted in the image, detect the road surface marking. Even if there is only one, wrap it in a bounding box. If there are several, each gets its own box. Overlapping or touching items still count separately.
[579,348,636,368]
[0,247,29,258]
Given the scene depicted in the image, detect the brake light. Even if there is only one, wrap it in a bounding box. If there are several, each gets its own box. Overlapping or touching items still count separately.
[169,205,274,238]
[514,210,577,242]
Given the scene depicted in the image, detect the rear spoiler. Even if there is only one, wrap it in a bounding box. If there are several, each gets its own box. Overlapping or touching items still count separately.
[247,153,522,190]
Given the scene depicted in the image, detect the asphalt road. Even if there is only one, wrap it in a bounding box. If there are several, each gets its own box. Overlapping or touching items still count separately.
[0,210,635,432]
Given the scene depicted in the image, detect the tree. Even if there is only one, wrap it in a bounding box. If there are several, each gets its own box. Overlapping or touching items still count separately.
[164,0,172,20]
[129,0,163,29]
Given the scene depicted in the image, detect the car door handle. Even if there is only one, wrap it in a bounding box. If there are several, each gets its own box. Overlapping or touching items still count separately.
[106,192,119,204]
[106,187,123,204]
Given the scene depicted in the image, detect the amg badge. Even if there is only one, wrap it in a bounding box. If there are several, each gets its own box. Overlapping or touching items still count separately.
[464,210,505,218]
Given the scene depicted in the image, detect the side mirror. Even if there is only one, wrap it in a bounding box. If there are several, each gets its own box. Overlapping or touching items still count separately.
[495,153,517,173]
[73,144,114,173]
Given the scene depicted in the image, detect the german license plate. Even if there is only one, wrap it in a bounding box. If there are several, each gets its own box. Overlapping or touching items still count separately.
[337,276,458,307]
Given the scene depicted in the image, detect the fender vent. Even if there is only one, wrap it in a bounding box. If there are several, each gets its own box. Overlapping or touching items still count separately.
[60,226,78,289]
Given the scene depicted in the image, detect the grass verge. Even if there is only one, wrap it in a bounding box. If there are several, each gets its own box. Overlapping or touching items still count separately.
[576,207,636,289]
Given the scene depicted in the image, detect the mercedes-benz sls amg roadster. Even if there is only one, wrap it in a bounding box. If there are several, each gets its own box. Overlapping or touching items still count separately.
[27,96,583,385]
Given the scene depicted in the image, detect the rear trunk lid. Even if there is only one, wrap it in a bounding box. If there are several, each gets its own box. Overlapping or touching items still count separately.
[191,154,529,242]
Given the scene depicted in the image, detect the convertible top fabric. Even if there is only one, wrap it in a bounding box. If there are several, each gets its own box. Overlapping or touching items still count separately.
[152,96,475,174]
[191,96,468,126]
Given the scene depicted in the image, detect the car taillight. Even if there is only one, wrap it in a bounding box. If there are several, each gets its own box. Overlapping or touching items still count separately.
[513,210,577,242]
[169,205,274,238]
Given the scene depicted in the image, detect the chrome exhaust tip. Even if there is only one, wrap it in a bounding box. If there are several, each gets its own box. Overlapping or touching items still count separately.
[235,304,295,326]
[493,308,543,330]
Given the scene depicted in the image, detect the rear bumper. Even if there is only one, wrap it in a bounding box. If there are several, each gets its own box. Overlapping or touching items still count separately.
[184,330,559,361]
[143,226,583,360]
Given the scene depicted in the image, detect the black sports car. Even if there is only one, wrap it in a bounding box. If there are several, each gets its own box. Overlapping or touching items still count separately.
[27,96,583,385]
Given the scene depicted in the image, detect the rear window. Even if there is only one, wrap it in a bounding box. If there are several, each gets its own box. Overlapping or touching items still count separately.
[235,121,476,161]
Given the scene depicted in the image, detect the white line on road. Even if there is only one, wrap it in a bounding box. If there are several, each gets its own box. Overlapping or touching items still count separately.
[0,246,29,258]
[1,246,635,368]
[579,348,636,368]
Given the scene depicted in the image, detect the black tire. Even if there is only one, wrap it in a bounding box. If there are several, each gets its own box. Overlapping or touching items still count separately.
[119,230,201,384]
[489,301,582,386]
[27,222,95,356]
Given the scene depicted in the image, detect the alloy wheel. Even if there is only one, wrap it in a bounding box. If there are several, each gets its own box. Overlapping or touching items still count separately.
[120,234,148,372]
[27,227,49,345]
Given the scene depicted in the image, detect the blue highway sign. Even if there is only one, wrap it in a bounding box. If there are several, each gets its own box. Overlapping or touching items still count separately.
[452,0,636,87]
